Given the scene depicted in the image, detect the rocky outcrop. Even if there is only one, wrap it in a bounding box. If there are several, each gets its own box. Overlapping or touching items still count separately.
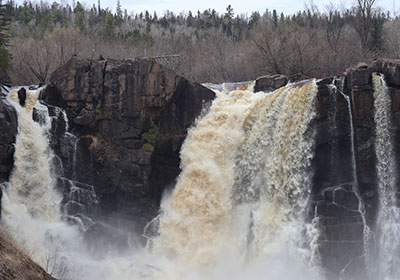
[254,74,288,92]
[42,58,215,229]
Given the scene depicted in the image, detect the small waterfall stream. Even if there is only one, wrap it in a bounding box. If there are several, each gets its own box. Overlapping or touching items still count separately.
[372,73,400,279]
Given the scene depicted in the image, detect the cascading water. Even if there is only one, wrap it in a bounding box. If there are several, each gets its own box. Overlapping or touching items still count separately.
[149,80,321,279]
[372,73,400,279]
[1,81,327,280]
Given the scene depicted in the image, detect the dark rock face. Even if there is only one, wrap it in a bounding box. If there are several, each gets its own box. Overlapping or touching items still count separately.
[0,97,17,217]
[312,78,366,279]
[0,97,17,183]
[42,58,215,230]
[254,74,288,92]
[311,59,400,278]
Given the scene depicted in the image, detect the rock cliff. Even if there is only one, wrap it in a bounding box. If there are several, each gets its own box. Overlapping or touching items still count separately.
[41,58,215,229]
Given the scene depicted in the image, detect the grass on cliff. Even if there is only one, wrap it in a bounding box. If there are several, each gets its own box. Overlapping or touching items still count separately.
[141,125,159,152]
[95,99,113,121]
[0,228,56,280]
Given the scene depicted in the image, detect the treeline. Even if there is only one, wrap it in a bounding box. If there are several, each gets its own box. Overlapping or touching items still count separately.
[1,0,399,84]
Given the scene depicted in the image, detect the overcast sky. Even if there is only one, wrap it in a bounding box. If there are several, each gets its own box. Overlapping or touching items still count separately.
[19,0,399,16]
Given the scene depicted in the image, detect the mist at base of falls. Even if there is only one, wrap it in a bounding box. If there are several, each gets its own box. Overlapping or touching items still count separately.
[1,77,399,280]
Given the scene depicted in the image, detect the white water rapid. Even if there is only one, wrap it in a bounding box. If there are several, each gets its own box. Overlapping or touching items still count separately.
[1,81,325,280]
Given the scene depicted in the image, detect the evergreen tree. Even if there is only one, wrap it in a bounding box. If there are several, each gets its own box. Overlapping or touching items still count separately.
[369,14,385,52]
[0,0,10,76]
[103,11,114,39]
[224,5,233,20]
[272,9,278,27]
[74,1,85,31]
[116,0,122,18]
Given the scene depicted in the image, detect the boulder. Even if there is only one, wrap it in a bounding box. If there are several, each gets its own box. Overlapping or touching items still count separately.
[254,74,288,92]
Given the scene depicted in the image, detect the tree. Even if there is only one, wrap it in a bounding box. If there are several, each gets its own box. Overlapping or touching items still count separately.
[0,0,10,75]
[272,9,278,27]
[369,13,385,52]
[116,0,122,18]
[351,0,377,50]
[74,1,85,31]
[224,5,233,20]
[103,11,114,40]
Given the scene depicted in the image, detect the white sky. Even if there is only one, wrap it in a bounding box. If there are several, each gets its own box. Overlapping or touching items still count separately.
[19,0,399,16]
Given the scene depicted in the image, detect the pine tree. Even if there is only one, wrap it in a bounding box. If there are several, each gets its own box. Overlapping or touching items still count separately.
[224,5,233,20]
[0,0,10,76]
[272,9,278,27]
[369,14,385,52]
[116,0,122,18]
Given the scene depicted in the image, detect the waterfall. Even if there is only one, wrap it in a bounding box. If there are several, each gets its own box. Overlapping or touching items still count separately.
[150,80,320,279]
[372,73,400,279]
[0,88,143,280]
[328,80,372,278]
[5,88,60,220]
[1,81,323,280]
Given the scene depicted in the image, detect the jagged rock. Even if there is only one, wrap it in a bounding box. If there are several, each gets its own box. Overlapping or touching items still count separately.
[254,74,288,92]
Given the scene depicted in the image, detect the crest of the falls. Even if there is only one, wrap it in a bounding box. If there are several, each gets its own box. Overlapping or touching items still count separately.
[150,80,321,279]
[372,73,400,279]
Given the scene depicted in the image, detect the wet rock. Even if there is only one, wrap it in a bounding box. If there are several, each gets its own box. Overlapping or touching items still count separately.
[17,88,26,107]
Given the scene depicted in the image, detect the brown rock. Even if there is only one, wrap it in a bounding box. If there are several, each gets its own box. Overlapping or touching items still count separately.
[254,74,288,92]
